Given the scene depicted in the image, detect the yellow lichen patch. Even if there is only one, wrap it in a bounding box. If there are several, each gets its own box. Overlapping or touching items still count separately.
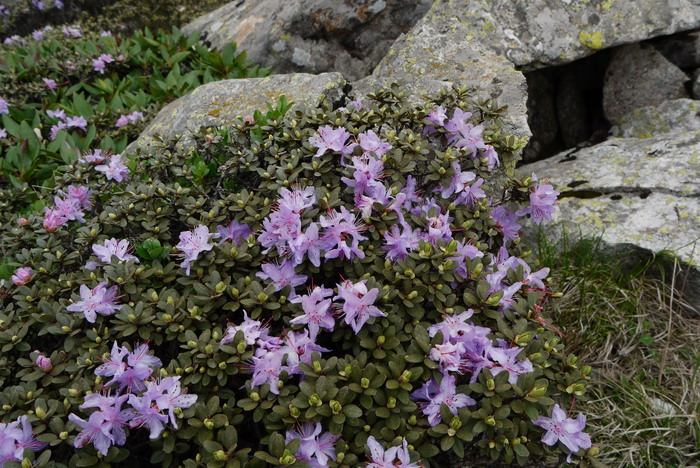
[602,0,614,12]
[578,31,603,50]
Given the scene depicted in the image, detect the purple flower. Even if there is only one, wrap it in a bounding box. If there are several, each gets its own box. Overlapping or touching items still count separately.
[142,376,197,430]
[258,205,302,255]
[217,219,252,245]
[491,206,521,242]
[52,195,85,223]
[423,210,453,245]
[250,350,284,394]
[3,35,20,45]
[289,222,330,267]
[441,163,476,199]
[256,260,307,294]
[488,346,533,385]
[310,125,356,157]
[100,53,114,63]
[82,149,106,163]
[54,0,63,8]
[366,436,420,468]
[289,286,335,336]
[277,186,316,213]
[424,105,447,133]
[450,240,484,279]
[42,77,57,89]
[480,145,500,170]
[32,0,46,10]
[32,30,45,40]
[383,223,420,261]
[92,58,106,73]
[61,185,93,210]
[221,311,271,345]
[115,115,129,127]
[335,280,386,333]
[532,404,592,454]
[454,178,486,207]
[517,178,559,224]
[127,394,167,439]
[46,108,66,121]
[281,329,330,375]
[92,238,138,265]
[341,154,384,198]
[0,416,46,463]
[411,375,475,426]
[11,267,32,286]
[0,97,9,115]
[68,395,130,456]
[66,282,122,323]
[65,116,88,131]
[444,108,472,136]
[0,128,6,139]
[62,25,81,38]
[319,206,367,260]
[43,209,67,232]
[95,342,161,392]
[429,341,464,373]
[358,130,392,157]
[127,111,143,122]
[95,154,130,182]
[34,352,52,372]
[286,422,339,467]
[175,225,215,275]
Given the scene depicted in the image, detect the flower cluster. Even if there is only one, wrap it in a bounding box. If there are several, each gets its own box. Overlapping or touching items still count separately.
[43,185,92,232]
[115,111,144,128]
[0,416,46,465]
[69,342,197,455]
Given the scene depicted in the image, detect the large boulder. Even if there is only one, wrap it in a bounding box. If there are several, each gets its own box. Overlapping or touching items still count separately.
[603,44,689,122]
[411,0,700,70]
[520,127,700,270]
[610,99,700,138]
[127,73,347,154]
[182,0,432,81]
[351,17,531,139]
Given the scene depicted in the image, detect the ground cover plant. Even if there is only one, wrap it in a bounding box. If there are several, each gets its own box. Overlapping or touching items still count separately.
[536,233,700,467]
[0,84,600,467]
[0,0,229,40]
[0,25,268,207]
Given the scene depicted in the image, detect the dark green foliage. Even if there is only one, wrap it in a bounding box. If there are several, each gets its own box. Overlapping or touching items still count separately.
[0,85,593,467]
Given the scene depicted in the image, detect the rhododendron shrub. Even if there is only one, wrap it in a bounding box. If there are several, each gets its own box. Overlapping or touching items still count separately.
[0,85,597,467]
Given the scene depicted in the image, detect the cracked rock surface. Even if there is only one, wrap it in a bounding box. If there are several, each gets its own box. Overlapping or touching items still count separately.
[520,110,700,266]
[182,0,432,81]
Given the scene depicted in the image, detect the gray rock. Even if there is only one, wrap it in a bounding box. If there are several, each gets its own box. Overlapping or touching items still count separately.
[182,0,432,81]
[603,44,689,123]
[693,70,700,100]
[400,0,700,71]
[520,131,700,269]
[610,99,700,138]
[351,19,531,139]
[523,70,559,162]
[127,73,346,154]
[556,72,590,147]
[652,31,700,70]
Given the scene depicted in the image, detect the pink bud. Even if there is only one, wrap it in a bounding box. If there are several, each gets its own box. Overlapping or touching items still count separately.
[243,114,255,124]
[35,353,52,372]
[11,267,32,285]
[18,218,28,226]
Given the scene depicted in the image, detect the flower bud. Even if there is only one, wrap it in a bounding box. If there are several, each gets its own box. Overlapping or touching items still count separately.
[398,370,412,383]
[387,397,396,409]
[514,332,532,345]
[330,400,342,414]
[1,405,10,411]
[187,341,198,349]
[408,415,417,425]
[587,447,600,457]
[204,418,214,430]
[361,377,370,389]
[215,282,226,293]
[488,441,496,449]
[485,416,496,426]
[567,355,579,367]
[289,405,300,418]
[486,378,496,391]
[279,450,296,466]
[22,459,31,468]
[376,335,386,346]
[214,450,227,461]
[59,431,68,440]
[250,392,260,402]
[581,365,592,376]
[363,425,370,432]
[528,386,548,398]
[313,361,322,374]
[237,341,247,354]
[336,452,345,463]
[449,416,462,430]
[35,353,52,372]
[257,291,268,303]
[308,394,322,407]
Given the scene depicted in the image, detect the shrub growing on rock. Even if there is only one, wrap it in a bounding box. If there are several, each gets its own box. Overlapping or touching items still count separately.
[0,84,597,467]
[0,26,268,203]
